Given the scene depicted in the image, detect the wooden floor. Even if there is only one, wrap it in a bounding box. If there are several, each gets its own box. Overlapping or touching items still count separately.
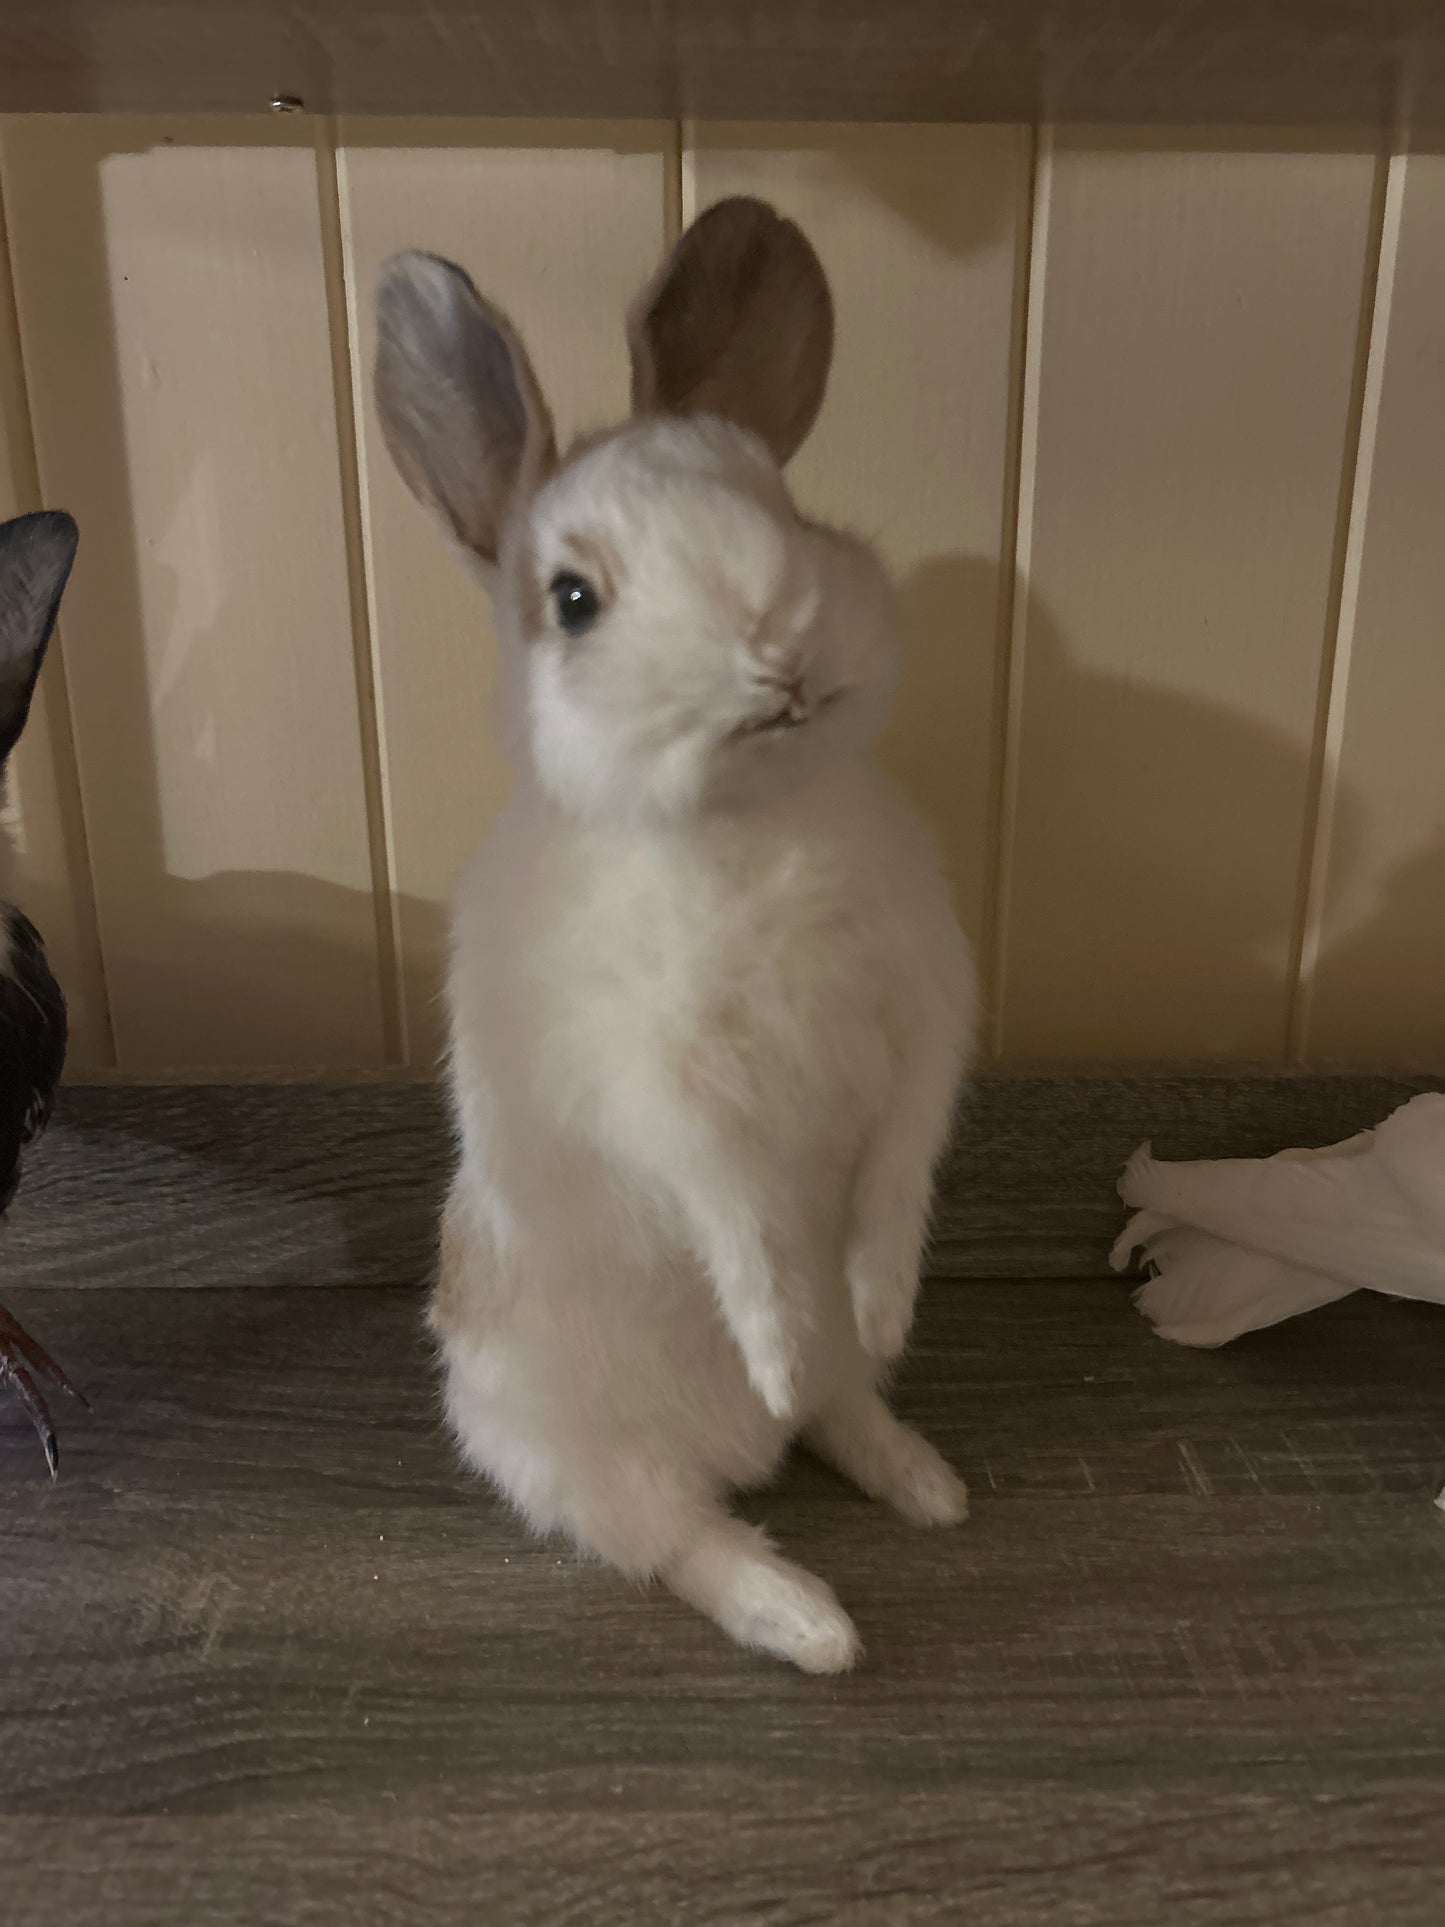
[3,1274,1444,1923]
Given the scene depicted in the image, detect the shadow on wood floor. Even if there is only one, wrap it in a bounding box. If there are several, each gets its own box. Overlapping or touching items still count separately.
[3,1278,1444,1923]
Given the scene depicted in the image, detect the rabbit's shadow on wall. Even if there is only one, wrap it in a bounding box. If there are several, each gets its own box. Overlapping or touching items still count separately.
[902,555,1439,1073]
[814,125,1439,1071]
[901,554,1371,1064]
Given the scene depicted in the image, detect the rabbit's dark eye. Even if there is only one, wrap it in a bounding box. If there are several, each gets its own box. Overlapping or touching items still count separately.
[549,571,601,637]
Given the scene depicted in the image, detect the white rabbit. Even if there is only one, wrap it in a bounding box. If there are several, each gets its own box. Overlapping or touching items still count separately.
[374,198,975,1672]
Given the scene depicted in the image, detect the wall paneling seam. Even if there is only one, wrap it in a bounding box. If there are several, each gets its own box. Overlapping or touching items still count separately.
[315,118,405,1064]
[679,120,700,229]
[985,120,1051,1060]
[665,122,684,245]
[1284,130,1402,1061]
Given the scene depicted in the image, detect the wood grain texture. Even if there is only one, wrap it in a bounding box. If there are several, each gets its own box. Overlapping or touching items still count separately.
[1,2,1444,126]
[998,131,1380,1063]
[2,1279,1444,1924]
[340,121,671,1065]
[3,1073,1440,1294]
[3,1082,447,1292]
[0,117,386,1069]
[0,165,111,1068]
[688,126,1028,956]
[1305,149,1445,1065]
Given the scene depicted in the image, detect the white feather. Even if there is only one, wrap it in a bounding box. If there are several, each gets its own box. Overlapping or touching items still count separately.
[1113,1094,1445,1346]
[1118,1224,1352,1345]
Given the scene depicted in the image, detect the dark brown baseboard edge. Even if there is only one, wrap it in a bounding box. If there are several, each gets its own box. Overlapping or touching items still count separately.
[2,1071,1440,1292]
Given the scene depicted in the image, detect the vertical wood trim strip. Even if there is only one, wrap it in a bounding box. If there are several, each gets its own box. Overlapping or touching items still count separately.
[1284,133,1402,1062]
[679,119,699,227]
[0,141,115,1068]
[315,118,404,1064]
[664,122,683,246]
[985,121,1051,1060]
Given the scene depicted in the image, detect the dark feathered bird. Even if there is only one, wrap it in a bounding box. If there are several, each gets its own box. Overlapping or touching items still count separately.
[0,509,86,1473]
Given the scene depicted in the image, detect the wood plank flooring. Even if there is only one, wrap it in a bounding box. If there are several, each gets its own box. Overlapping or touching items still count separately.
[3,1276,1444,1923]
[6,1072,1438,1293]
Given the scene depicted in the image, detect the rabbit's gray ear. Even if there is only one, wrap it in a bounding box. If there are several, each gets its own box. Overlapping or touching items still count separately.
[0,510,77,764]
[374,251,556,564]
[627,197,834,466]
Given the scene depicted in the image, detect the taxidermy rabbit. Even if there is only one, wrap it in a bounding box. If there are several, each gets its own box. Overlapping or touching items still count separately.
[0,509,86,1472]
[374,197,975,1671]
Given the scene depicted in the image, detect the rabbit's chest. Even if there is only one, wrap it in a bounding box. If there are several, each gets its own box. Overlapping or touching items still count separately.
[547,834,899,1132]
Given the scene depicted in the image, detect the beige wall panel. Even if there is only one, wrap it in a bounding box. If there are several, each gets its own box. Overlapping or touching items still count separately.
[339,121,672,1066]
[0,178,112,1068]
[6,119,1435,1076]
[688,125,1028,960]
[2,117,386,1069]
[1307,150,1445,1066]
[999,131,1379,1062]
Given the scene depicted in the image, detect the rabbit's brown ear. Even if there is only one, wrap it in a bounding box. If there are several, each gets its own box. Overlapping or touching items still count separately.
[375,251,555,563]
[0,510,77,765]
[627,197,833,466]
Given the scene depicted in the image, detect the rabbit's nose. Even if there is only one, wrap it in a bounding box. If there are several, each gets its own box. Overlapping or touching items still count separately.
[755,665,808,719]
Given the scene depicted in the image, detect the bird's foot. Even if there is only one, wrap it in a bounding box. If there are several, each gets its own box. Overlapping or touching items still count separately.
[0,1303,87,1476]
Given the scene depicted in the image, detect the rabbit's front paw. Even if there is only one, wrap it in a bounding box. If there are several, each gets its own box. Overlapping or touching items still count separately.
[747,1345,800,1423]
[846,1238,919,1361]
[736,1309,801,1422]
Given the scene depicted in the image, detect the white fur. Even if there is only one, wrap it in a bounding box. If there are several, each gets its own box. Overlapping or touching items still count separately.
[432,415,975,1671]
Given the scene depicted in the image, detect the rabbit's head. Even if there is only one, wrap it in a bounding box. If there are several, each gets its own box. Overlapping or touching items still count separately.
[375,199,900,822]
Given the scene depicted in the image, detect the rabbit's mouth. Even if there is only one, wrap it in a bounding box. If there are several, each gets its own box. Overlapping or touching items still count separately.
[731,688,845,742]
